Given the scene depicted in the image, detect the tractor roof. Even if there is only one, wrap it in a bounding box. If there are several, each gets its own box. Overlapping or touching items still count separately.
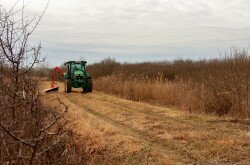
[64,61,87,65]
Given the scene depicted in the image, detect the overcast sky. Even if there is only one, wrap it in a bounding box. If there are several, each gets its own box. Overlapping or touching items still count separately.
[1,0,250,65]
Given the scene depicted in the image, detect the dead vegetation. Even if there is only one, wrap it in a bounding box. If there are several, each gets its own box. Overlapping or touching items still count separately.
[88,50,250,118]
[0,1,249,164]
[0,3,93,164]
[42,83,250,165]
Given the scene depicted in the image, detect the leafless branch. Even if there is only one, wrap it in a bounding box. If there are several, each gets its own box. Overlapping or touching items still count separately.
[0,122,35,147]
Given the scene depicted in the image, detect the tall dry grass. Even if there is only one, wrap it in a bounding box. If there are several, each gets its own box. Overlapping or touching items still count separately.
[94,73,187,107]
[89,49,250,118]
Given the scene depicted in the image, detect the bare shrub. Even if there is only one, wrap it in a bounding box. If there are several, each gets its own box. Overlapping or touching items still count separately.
[0,3,90,164]
[87,57,120,78]
[90,50,250,118]
[195,49,250,117]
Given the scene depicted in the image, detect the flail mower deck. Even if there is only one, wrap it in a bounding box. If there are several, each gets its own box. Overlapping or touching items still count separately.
[45,86,59,93]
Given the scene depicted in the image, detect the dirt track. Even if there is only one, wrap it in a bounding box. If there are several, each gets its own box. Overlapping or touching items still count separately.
[42,82,250,165]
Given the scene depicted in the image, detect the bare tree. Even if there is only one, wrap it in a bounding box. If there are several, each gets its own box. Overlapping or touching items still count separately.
[0,2,85,164]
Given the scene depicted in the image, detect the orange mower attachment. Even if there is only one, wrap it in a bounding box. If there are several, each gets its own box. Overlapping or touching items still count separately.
[45,66,64,93]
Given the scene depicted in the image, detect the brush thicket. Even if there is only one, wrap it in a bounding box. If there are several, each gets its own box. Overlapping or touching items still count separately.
[89,49,250,118]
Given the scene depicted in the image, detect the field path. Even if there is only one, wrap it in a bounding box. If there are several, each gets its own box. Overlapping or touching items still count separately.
[42,82,250,165]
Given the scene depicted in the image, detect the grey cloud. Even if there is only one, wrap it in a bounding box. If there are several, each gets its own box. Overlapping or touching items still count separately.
[1,0,250,65]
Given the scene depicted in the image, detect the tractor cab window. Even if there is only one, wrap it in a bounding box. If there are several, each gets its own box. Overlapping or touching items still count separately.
[71,63,84,72]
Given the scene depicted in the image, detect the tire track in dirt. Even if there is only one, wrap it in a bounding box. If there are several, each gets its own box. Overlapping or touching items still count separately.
[86,93,250,136]
[82,94,205,129]
[41,77,250,165]
[59,91,250,165]
[41,81,250,164]
[61,92,203,164]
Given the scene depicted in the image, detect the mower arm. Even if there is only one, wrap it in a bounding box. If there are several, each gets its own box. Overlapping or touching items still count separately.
[50,66,64,88]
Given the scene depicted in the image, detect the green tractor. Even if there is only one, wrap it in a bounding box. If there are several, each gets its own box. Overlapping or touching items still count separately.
[45,61,92,93]
[64,61,92,93]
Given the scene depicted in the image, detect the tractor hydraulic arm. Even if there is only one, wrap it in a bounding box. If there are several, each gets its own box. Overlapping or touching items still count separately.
[51,66,64,88]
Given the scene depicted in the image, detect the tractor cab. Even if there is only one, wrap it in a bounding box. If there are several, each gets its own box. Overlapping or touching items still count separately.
[65,61,86,74]
[71,62,84,71]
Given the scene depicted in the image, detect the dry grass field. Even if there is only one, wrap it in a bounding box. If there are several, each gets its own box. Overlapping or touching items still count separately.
[88,51,250,118]
[41,81,250,165]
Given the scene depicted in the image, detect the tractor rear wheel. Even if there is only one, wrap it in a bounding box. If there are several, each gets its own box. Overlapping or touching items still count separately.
[65,79,71,93]
[84,86,92,92]
[84,78,92,92]
[83,86,92,92]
